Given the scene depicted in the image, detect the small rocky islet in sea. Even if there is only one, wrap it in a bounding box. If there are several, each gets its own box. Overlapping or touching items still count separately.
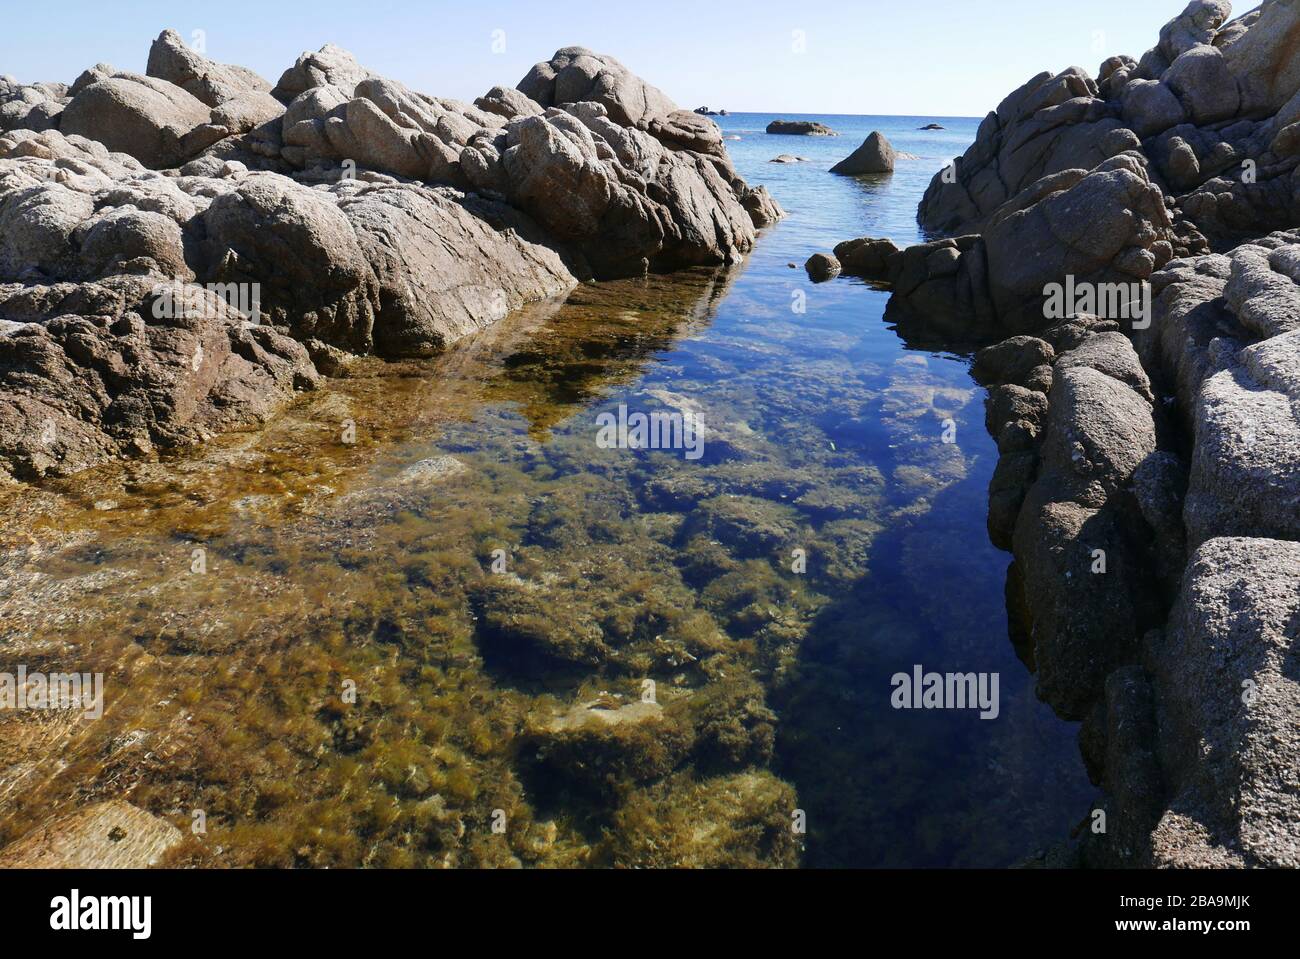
[765,119,837,136]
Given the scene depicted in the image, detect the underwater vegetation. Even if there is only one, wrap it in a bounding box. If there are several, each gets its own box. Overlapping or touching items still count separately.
[0,255,1087,867]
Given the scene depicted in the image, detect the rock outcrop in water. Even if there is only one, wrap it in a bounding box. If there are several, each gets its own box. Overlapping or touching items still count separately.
[824,0,1300,868]
[0,33,781,481]
[766,119,836,136]
[830,131,897,175]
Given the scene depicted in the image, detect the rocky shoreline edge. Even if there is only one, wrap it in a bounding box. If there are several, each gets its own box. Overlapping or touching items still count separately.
[811,0,1299,867]
[0,34,781,483]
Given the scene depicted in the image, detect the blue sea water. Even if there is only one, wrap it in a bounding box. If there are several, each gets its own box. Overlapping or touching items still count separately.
[717,112,979,248]
[1,114,1095,868]
[701,114,1096,865]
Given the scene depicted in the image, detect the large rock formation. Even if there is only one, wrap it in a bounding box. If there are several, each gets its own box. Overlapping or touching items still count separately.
[0,33,780,481]
[827,0,1300,868]
[1149,537,1300,868]
[920,0,1300,254]
[832,153,1174,337]
[274,45,778,278]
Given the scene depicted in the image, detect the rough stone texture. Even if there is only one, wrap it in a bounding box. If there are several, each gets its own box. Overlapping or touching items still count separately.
[0,77,68,134]
[920,0,1300,254]
[1006,334,1164,720]
[897,0,1300,869]
[146,29,272,108]
[195,172,382,353]
[804,253,840,282]
[972,335,1056,385]
[492,104,759,278]
[518,47,675,129]
[60,73,221,169]
[0,274,319,481]
[272,43,374,104]
[0,36,775,478]
[834,237,900,281]
[1187,331,1300,546]
[474,85,544,121]
[918,67,1129,235]
[272,46,773,279]
[982,154,1172,331]
[1151,537,1300,868]
[836,153,1174,338]
[335,180,578,356]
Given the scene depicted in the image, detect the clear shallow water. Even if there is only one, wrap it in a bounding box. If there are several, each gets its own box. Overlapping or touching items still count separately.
[0,115,1092,868]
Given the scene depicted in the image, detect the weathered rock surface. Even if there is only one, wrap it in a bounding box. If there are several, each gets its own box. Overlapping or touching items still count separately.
[804,252,840,282]
[980,323,1167,719]
[147,29,272,108]
[825,153,1175,337]
[0,273,319,481]
[0,77,68,134]
[274,45,777,278]
[517,47,675,129]
[920,0,1300,254]
[880,0,1300,869]
[0,35,778,480]
[60,73,222,169]
[1149,537,1300,868]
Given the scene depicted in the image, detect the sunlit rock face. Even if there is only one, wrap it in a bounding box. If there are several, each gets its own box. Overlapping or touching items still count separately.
[821,0,1300,869]
[0,33,782,481]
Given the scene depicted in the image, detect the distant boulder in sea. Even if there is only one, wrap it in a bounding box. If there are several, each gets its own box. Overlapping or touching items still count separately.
[830,131,896,174]
[766,119,836,135]
[919,122,945,130]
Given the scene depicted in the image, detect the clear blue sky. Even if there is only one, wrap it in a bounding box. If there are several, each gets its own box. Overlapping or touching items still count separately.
[0,1,1251,116]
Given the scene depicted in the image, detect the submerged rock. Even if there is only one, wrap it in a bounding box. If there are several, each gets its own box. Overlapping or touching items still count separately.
[0,800,182,868]
[526,695,695,795]
[610,771,799,867]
